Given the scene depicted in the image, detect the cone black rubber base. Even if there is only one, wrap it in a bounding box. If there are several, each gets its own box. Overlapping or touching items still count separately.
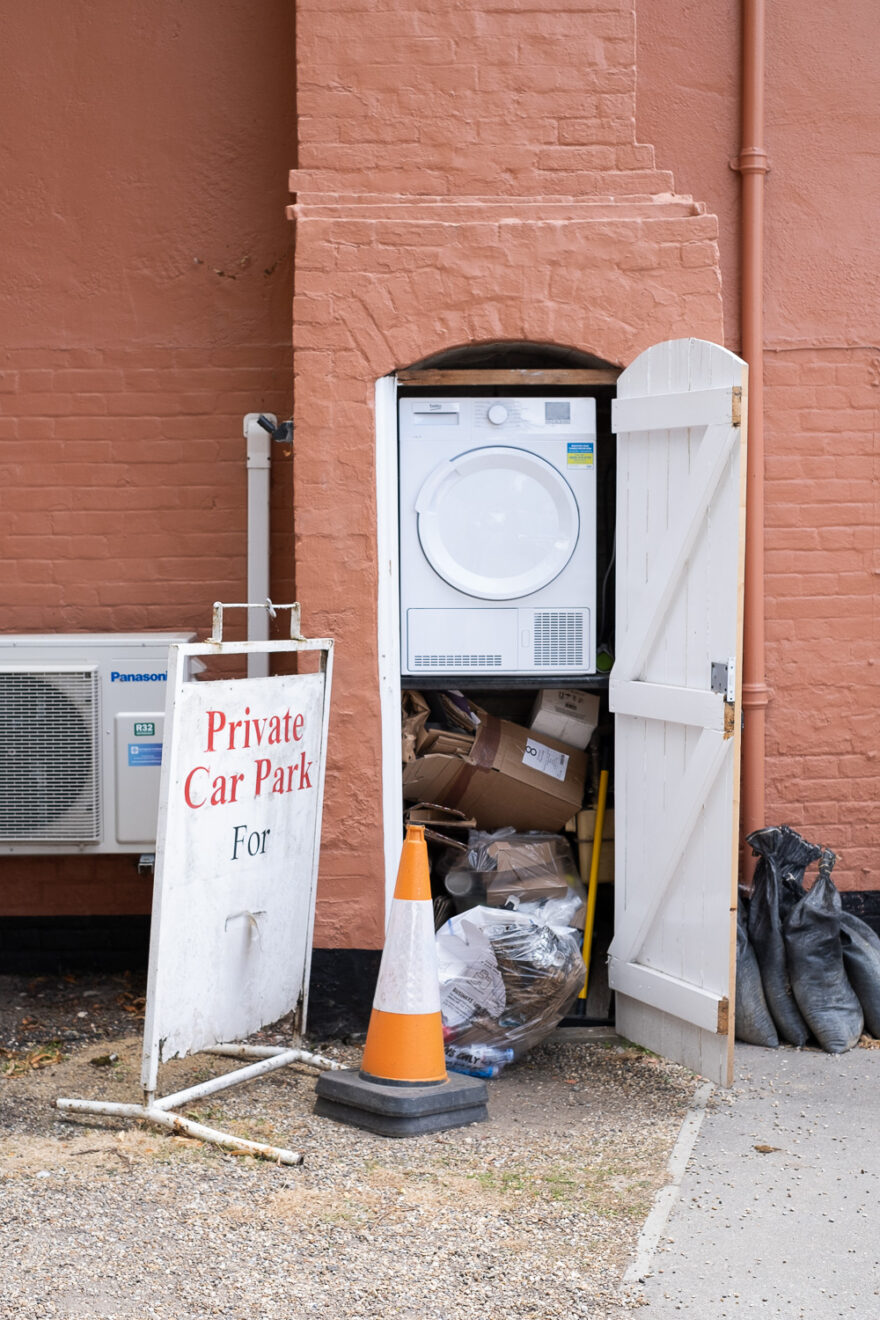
[314,1068,489,1137]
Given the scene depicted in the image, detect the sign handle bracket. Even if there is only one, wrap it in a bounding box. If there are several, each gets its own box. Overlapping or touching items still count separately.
[210,599,305,645]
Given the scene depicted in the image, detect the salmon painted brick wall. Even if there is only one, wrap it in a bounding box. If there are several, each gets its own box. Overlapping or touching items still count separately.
[641,0,880,891]
[292,0,726,947]
[760,2,880,891]
[762,349,880,886]
[0,3,296,916]
[6,0,873,933]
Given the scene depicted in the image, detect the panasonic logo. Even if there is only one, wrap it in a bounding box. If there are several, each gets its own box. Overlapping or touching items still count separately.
[110,671,168,682]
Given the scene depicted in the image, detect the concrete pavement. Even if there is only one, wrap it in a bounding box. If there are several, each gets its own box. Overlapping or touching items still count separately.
[634,1043,880,1317]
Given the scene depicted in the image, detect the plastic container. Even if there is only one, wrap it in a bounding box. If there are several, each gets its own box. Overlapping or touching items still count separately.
[445,1043,515,1078]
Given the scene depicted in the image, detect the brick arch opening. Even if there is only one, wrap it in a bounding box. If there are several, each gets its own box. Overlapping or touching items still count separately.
[404,340,618,372]
[373,338,622,918]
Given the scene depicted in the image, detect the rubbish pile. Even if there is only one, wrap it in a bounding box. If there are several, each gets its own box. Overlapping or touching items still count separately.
[401,689,601,1077]
[401,689,590,832]
[435,830,587,1077]
[737,825,880,1053]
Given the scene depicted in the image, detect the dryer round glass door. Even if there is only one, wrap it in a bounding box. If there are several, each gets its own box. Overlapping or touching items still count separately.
[415,446,580,600]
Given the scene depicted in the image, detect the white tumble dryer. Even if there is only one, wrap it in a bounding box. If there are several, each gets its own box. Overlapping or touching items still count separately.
[399,395,597,676]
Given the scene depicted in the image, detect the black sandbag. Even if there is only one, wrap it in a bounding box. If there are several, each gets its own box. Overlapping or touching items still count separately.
[753,825,821,922]
[775,825,822,880]
[747,829,810,1046]
[783,849,863,1053]
[735,902,779,1048]
[840,911,880,1039]
[779,875,806,922]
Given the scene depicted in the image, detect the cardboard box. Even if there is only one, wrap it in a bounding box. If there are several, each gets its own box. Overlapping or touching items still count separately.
[485,868,571,907]
[486,835,577,880]
[529,689,600,751]
[484,835,586,925]
[575,842,615,885]
[574,808,615,884]
[402,707,587,832]
[484,869,588,926]
[576,806,615,840]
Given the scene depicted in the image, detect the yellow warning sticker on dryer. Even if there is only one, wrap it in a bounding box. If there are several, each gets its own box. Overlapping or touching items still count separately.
[567,442,594,468]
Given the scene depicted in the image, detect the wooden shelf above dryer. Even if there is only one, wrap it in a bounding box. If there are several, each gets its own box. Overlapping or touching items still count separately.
[396,368,621,387]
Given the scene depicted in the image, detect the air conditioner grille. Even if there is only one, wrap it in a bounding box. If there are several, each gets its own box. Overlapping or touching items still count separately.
[533,612,584,667]
[0,670,101,842]
[412,654,502,669]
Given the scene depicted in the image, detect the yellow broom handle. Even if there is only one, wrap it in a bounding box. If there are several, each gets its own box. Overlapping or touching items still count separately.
[578,768,609,1002]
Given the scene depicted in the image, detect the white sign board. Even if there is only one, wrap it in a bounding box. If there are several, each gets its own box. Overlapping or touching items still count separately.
[141,639,332,1093]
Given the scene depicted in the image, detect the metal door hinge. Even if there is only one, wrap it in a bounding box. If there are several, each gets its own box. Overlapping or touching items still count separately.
[711,657,736,702]
[712,658,737,738]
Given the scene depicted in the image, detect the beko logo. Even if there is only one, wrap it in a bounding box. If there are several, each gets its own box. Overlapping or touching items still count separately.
[110,671,168,683]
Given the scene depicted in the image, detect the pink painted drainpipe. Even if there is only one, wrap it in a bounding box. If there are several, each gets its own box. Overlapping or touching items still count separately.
[736,0,771,872]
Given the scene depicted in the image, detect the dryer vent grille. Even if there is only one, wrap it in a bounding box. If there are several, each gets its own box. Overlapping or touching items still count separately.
[533,612,584,668]
[412,654,502,669]
[0,669,101,842]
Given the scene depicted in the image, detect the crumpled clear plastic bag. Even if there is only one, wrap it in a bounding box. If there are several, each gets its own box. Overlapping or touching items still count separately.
[436,902,585,1077]
[443,828,587,926]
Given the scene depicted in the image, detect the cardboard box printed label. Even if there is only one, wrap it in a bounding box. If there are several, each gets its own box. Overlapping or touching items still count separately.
[522,737,569,782]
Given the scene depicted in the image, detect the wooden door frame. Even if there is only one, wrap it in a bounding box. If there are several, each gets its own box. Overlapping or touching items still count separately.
[374,364,622,921]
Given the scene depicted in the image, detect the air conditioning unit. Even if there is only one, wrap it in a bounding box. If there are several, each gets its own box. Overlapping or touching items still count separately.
[0,633,194,855]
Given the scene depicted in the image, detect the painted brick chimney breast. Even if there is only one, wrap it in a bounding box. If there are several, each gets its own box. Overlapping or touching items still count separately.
[291,0,724,946]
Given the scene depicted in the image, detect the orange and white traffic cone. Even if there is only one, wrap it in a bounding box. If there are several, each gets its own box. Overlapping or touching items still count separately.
[314,825,488,1136]
[361,824,447,1085]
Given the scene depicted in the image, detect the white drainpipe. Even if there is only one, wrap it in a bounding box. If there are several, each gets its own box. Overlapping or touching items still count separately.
[243,412,274,679]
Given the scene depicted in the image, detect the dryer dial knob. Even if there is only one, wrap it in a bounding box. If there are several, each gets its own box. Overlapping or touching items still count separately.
[487,404,508,426]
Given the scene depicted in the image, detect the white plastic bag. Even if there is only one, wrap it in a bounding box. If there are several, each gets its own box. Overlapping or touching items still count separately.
[436,904,585,1076]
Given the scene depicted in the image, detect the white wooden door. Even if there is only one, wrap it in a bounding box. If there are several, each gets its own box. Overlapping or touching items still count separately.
[609,338,747,1086]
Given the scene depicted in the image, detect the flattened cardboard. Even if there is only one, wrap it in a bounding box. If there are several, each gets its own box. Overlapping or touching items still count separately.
[404,801,475,850]
[401,690,431,762]
[419,728,476,757]
[404,803,476,830]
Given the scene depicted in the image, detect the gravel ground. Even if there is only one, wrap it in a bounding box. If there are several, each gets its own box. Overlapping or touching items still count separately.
[0,974,703,1320]
[0,971,149,1053]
